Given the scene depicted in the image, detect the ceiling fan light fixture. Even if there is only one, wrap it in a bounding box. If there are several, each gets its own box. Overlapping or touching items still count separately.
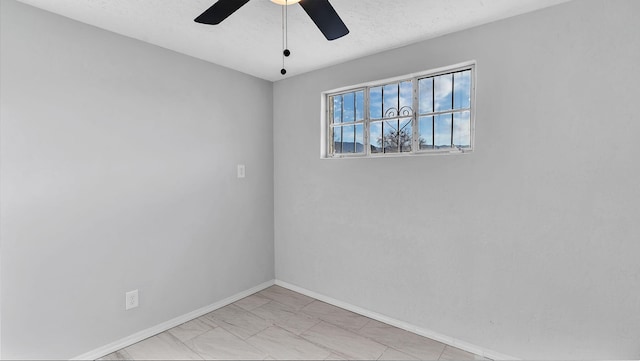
[270,0,302,5]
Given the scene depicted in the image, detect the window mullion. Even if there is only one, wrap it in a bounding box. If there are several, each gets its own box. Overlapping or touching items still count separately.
[327,98,335,156]
[340,125,344,154]
[365,87,370,156]
[412,77,418,153]
[397,83,400,153]
[422,108,471,117]
[432,77,435,148]
[451,113,454,148]
[451,74,455,148]
[352,93,356,151]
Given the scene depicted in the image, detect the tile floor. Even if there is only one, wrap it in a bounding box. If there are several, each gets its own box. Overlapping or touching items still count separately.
[99,285,488,360]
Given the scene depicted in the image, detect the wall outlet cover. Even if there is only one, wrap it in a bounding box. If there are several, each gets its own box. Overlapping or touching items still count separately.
[125,289,139,310]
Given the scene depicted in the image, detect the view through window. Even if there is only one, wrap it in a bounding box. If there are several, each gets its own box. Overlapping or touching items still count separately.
[327,64,474,157]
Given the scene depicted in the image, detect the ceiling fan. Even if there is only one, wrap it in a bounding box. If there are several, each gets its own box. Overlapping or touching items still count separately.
[194,0,350,41]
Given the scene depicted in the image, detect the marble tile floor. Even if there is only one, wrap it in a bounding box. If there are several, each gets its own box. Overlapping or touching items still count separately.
[99,285,488,361]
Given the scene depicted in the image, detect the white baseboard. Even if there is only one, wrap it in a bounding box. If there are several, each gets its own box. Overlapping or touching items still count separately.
[71,279,275,361]
[72,278,516,360]
[275,280,518,361]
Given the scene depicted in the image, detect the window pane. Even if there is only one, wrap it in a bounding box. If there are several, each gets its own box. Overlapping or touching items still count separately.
[333,125,364,154]
[453,70,471,109]
[379,119,412,153]
[370,87,382,119]
[383,84,398,118]
[383,120,399,153]
[453,111,471,148]
[398,119,412,153]
[370,121,382,153]
[434,113,452,148]
[399,81,413,116]
[434,73,453,112]
[419,116,434,150]
[342,125,355,153]
[355,124,364,152]
[333,125,342,153]
[418,78,433,114]
[333,95,343,124]
[355,91,364,121]
[343,92,355,123]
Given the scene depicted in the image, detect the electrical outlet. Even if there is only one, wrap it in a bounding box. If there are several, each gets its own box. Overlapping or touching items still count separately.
[237,164,246,178]
[125,289,139,310]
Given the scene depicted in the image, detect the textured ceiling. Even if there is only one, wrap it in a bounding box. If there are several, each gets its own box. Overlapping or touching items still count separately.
[16,0,571,81]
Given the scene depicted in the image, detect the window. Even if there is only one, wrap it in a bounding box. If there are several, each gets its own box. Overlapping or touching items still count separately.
[326,63,474,157]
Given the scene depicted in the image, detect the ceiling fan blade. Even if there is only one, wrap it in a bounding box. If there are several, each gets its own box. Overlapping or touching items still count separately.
[194,0,251,25]
[299,0,349,41]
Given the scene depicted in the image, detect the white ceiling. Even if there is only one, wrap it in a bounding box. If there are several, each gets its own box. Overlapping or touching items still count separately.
[16,0,570,81]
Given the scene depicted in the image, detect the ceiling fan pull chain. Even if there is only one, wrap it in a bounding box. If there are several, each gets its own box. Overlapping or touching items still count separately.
[285,0,289,51]
[281,4,286,74]
[281,0,291,75]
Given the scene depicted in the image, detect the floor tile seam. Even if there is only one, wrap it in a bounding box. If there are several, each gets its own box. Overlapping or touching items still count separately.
[376,346,391,361]
[296,317,324,335]
[245,299,296,317]
[398,342,447,361]
[121,333,177,360]
[253,293,314,312]
[298,307,363,324]
[121,349,133,360]
[384,346,425,361]
[258,313,323,337]
[355,318,372,332]
[213,319,267,341]
[257,289,316,308]
[119,332,158,356]
[349,326,446,361]
[168,321,214,343]
[233,294,273,312]
[304,314,393,350]
[211,303,271,337]
[246,324,333,360]
[111,348,132,360]
[234,303,264,312]
[302,299,367,318]
[198,318,220,330]
[355,320,448,349]
[437,344,448,360]
[248,299,324,326]
[159,331,206,361]
[316,317,368,334]
[243,329,278,360]
[299,321,388,360]
[292,335,348,360]
[188,323,266,359]
[244,301,325,335]
[297,322,365,360]
[296,304,372,330]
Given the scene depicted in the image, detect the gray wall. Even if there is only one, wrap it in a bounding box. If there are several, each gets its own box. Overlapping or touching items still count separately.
[273,1,640,359]
[0,1,274,359]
